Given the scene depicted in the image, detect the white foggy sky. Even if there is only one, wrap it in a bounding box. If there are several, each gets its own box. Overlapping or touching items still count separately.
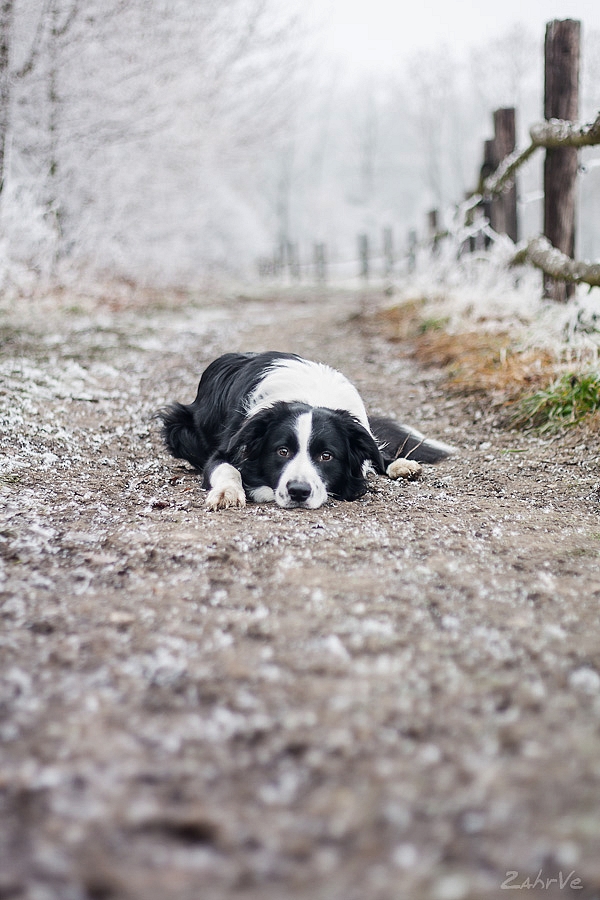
[318,0,600,72]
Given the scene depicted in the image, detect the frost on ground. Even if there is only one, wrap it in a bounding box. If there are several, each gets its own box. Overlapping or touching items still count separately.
[1,284,600,900]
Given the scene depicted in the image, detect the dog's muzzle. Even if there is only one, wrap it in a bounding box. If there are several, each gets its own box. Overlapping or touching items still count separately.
[286,480,312,504]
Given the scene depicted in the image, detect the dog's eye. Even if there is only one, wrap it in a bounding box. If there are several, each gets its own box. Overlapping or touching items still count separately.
[277,447,290,458]
[318,451,333,462]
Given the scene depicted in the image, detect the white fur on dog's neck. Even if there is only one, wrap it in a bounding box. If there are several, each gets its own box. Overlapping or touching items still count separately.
[245,358,371,433]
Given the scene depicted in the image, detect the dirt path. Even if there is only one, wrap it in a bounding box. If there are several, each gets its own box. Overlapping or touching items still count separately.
[2,286,600,900]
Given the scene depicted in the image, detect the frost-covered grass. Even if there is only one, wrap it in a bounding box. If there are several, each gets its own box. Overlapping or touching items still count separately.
[377,236,600,431]
[387,238,600,356]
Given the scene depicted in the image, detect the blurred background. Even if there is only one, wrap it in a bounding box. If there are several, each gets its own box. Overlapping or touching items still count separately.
[1,0,599,287]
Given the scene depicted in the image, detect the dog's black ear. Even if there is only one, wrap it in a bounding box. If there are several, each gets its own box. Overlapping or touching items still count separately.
[225,407,275,464]
[342,414,385,477]
[327,411,385,502]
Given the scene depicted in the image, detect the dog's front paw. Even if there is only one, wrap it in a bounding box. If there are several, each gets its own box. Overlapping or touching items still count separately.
[205,462,246,510]
[205,485,246,510]
[387,458,422,480]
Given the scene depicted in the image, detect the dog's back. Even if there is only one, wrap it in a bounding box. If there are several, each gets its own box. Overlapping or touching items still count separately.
[159,352,292,470]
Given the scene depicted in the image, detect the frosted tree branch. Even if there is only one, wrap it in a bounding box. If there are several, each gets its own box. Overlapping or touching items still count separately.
[529,113,600,148]
[13,0,51,78]
[512,236,600,288]
[479,111,600,197]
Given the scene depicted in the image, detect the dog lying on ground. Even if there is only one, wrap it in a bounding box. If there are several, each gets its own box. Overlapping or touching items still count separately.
[159,351,453,510]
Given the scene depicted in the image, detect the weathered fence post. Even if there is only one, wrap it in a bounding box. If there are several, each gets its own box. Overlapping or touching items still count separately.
[358,233,369,280]
[492,108,518,242]
[383,227,394,276]
[407,229,417,273]
[286,242,301,281]
[480,140,496,247]
[274,243,285,277]
[479,111,518,243]
[428,209,440,254]
[543,19,581,301]
[314,242,327,284]
[465,191,486,252]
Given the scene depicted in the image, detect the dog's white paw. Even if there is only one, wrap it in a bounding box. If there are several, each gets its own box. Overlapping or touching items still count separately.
[205,485,246,510]
[205,463,246,510]
[387,458,422,480]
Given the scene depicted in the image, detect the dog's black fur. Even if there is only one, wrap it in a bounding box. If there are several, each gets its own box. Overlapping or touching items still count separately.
[226,400,384,501]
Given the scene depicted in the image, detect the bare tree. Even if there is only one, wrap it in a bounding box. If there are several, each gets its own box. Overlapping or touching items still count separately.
[0,0,14,194]
[354,83,378,206]
[3,0,306,277]
[470,26,540,121]
[407,48,459,210]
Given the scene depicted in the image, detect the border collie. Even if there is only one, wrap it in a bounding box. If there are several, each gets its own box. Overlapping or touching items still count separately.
[159,351,453,510]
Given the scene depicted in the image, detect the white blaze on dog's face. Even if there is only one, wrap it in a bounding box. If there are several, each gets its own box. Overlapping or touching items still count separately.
[275,411,329,509]
[238,402,383,508]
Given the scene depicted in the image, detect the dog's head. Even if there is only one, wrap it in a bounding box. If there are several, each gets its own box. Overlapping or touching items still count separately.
[227,402,384,509]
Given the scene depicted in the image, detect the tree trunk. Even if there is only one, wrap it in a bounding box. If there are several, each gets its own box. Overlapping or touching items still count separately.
[543,19,580,301]
[0,0,15,195]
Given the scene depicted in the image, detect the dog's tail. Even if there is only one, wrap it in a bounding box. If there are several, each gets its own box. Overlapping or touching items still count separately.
[156,403,210,470]
[369,416,455,465]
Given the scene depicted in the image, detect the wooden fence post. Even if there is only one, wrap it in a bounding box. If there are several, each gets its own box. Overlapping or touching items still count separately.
[480,140,496,247]
[543,19,581,301]
[274,243,285,277]
[492,108,518,242]
[314,243,327,284]
[465,191,486,252]
[383,227,394,276]
[289,242,301,281]
[428,209,440,254]
[407,230,417,273]
[358,233,369,280]
[478,111,518,245]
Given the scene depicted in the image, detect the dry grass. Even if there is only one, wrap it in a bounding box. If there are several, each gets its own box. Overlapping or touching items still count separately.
[376,303,554,400]
[374,301,600,434]
[376,299,427,342]
[413,330,555,399]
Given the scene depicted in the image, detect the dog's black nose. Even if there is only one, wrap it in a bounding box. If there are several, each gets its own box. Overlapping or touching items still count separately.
[287,480,312,503]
